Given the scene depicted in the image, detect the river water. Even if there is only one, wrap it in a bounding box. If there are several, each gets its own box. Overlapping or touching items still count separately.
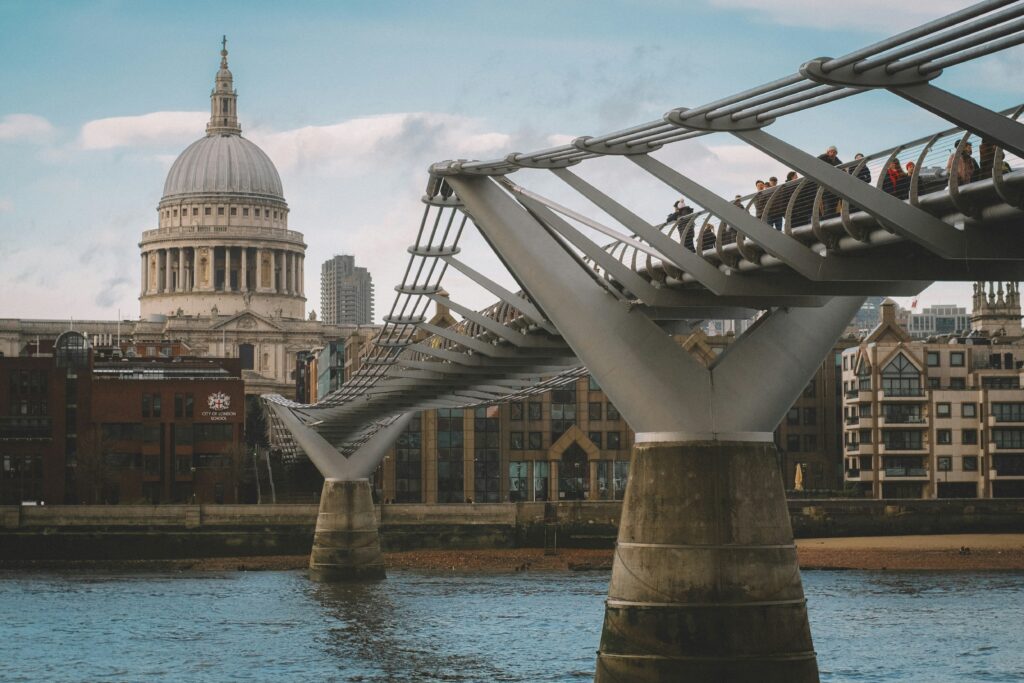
[1,569,1022,682]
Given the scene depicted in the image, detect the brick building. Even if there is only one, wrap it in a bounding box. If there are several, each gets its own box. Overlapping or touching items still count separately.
[1,331,245,505]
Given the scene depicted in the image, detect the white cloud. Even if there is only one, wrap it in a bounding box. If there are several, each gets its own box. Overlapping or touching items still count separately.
[248,113,512,175]
[710,0,967,32]
[78,111,207,150]
[0,113,54,141]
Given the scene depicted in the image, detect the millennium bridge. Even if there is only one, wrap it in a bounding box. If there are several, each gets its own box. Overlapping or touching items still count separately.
[265,2,1024,680]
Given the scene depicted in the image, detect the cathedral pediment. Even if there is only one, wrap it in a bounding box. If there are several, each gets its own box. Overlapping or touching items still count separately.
[210,311,284,332]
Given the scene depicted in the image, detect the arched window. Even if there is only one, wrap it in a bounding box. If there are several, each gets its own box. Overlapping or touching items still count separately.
[54,331,89,369]
[881,353,921,396]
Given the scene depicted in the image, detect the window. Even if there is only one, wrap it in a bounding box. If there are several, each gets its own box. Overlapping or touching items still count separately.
[588,375,600,391]
[859,403,872,417]
[803,434,817,452]
[142,424,160,443]
[510,402,524,421]
[528,431,542,450]
[435,408,464,503]
[242,207,249,217]
[927,351,940,367]
[884,404,921,423]
[882,430,923,450]
[533,461,549,501]
[185,394,194,418]
[607,432,621,449]
[992,403,1024,422]
[192,207,198,216]
[928,377,941,389]
[860,429,872,444]
[151,394,161,418]
[962,403,977,418]
[962,429,978,445]
[528,401,542,421]
[230,207,237,216]
[936,403,951,418]
[588,431,602,448]
[936,429,953,445]
[589,402,602,421]
[255,208,261,217]
[217,207,225,215]
[173,423,193,445]
[550,390,576,440]
[983,376,1020,389]
[204,207,211,215]
[787,434,800,452]
[949,377,966,389]
[473,407,501,503]
[992,429,1024,449]
[607,403,620,421]
[613,460,629,500]
[950,351,965,367]
[173,209,178,217]
[174,393,183,418]
[142,394,151,418]
[937,456,952,471]
[193,423,232,442]
[509,462,528,502]
[395,415,422,503]
[881,354,921,396]
[510,431,523,450]
[963,456,979,472]
[803,407,817,426]
[786,407,799,426]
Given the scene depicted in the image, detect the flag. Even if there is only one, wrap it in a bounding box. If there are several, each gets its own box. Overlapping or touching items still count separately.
[910,298,918,310]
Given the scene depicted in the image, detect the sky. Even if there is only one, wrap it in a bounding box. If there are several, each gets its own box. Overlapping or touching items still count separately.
[1,0,1022,323]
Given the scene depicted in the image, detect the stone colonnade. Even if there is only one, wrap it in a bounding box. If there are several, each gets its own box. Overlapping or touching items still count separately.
[140,245,304,297]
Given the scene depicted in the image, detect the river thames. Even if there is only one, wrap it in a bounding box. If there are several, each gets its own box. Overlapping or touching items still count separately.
[1,569,1022,682]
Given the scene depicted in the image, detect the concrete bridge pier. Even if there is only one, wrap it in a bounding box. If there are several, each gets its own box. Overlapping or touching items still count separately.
[267,404,414,581]
[448,173,865,683]
[595,438,815,682]
[309,478,385,581]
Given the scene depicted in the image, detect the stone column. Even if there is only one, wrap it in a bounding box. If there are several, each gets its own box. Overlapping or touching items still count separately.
[589,459,599,500]
[300,255,305,296]
[271,250,278,293]
[240,247,248,292]
[140,252,147,296]
[177,248,185,293]
[159,250,167,294]
[224,245,232,292]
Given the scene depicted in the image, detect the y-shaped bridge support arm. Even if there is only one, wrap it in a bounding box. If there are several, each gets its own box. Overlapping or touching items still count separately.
[268,405,414,582]
[449,173,860,683]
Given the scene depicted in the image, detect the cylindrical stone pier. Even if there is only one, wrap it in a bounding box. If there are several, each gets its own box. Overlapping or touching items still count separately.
[309,478,386,582]
[595,439,819,682]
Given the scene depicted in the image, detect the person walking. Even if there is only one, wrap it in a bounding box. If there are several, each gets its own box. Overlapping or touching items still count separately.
[947,139,980,186]
[817,145,842,219]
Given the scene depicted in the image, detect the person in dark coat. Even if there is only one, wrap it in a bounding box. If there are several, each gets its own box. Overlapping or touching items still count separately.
[666,197,694,223]
[852,153,872,183]
[817,145,842,219]
[947,139,980,186]
[881,158,910,200]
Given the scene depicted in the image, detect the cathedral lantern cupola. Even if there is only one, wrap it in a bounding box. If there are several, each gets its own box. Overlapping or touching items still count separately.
[207,36,241,136]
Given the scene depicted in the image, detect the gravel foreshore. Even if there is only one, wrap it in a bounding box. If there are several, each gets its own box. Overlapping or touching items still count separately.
[3,534,1023,572]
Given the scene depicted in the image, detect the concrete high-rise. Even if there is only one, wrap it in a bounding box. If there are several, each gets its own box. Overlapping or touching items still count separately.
[320,255,374,325]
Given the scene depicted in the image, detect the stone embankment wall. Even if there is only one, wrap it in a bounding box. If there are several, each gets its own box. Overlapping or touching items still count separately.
[1,499,1022,560]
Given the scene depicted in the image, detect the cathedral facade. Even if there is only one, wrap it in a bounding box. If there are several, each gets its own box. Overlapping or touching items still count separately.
[0,43,375,397]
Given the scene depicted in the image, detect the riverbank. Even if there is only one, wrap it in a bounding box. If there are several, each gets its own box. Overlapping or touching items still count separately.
[4,534,1023,572]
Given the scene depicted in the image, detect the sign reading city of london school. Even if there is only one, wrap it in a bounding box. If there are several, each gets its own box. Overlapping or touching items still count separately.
[203,391,237,421]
